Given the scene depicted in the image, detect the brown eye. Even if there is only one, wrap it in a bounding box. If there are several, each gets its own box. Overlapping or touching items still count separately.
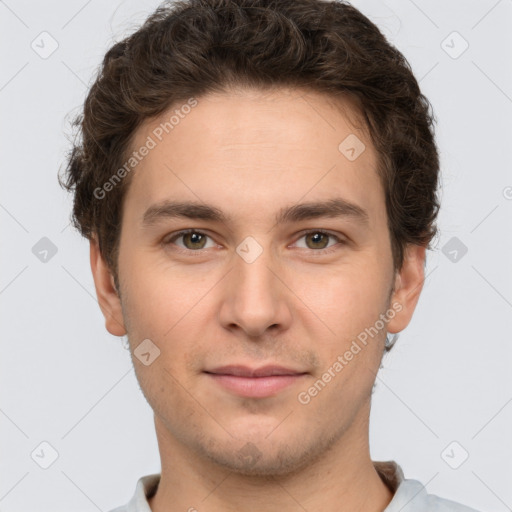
[305,231,330,249]
[164,230,214,251]
[293,230,345,254]
[181,231,207,250]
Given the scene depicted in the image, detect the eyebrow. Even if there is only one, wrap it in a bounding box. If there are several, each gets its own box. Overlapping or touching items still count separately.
[141,197,369,228]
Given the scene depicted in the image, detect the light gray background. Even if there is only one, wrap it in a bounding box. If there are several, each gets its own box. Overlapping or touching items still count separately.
[1,0,511,510]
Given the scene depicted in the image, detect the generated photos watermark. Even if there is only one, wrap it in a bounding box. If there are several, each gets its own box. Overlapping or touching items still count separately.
[93,97,198,200]
[297,301,403,405]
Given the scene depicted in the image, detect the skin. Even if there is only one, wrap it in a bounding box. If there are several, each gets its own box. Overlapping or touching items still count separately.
[90,86,425,512]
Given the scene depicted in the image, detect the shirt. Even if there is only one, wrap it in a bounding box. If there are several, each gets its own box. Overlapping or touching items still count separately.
[108,460,481,512]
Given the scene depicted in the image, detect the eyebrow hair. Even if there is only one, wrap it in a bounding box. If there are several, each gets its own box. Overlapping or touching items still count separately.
[141,197,369,228]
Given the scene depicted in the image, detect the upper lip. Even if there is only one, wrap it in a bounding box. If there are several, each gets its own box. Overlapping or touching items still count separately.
[205,365,307,377]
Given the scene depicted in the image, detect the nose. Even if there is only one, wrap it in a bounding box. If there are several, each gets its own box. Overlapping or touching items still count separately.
[218,239,292,338]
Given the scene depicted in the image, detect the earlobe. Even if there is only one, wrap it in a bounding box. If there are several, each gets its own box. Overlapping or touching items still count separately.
[387,244,426,335]
[89,235,127,337]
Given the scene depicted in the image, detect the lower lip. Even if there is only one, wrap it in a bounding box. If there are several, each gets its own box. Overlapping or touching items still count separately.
[205,373,307,398]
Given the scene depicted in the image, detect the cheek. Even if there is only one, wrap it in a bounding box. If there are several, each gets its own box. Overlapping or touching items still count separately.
[120,253,186,331]
[121,264,210,364]
[293,262,390,333]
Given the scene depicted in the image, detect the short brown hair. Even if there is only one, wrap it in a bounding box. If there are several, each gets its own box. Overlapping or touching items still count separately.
[59,0,440,292]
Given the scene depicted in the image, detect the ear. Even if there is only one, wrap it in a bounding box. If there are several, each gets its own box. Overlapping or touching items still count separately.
[387,244,426,334]
[89,235,127,336]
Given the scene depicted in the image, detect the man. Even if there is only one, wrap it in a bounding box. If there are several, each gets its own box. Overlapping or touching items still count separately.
[60,0,481,510]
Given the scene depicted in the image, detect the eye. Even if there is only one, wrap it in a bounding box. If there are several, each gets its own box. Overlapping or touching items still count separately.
[292,229,345,254]
[163,229,217,253]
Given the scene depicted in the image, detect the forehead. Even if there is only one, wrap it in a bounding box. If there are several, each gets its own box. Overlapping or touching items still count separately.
[122,86,383,228]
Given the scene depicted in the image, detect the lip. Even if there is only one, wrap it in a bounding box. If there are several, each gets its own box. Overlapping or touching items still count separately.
[206,364,306,377]
[204,365,308,398]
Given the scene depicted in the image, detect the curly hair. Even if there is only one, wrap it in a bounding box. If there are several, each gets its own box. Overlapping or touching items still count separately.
[59,0,440,314]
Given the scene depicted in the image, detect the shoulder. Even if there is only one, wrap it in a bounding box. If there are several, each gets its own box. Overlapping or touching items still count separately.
[387,478,482,512]
[423,491,482,512]
[105,473,160,512]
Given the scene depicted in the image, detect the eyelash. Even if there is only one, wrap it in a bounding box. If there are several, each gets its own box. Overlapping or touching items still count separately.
[162,229,346,256]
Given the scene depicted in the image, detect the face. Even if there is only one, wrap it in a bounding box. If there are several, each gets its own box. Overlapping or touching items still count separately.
[91,86,425,476]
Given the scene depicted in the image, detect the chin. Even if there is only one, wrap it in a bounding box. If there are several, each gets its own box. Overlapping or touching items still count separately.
[204,443,312,478]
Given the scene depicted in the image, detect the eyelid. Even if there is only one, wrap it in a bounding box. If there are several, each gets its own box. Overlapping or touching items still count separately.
[162,228,347,255]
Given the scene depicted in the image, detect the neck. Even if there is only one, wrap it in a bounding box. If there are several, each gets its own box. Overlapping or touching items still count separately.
[147,414,393,512]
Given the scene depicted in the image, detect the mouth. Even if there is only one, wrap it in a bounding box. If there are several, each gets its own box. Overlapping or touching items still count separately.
[203,365,308,398]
